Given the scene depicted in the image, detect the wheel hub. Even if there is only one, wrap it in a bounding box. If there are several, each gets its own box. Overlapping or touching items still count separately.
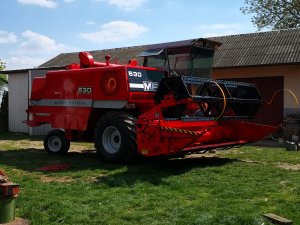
[102,126,121,154]
[48,136,62,152]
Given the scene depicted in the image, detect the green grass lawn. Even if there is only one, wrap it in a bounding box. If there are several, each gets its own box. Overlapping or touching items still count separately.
[0,133,299,225]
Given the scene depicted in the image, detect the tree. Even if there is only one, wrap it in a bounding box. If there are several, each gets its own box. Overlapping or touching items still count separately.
[0,59,8,132]
[0,60,8,99]
[241,0,300,30]
[0,59,7,90]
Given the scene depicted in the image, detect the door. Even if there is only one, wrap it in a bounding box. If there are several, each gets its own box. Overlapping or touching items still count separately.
[227,76,283,125]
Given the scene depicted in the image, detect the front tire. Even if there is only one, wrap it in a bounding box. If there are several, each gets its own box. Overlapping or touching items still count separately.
[44,129,70,155]
[95,112,139,163]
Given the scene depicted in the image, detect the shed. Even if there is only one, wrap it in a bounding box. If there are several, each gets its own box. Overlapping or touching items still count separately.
[3,28,300,135]
[3,67,63,135]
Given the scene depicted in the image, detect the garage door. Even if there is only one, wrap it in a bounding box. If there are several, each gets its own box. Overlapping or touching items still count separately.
[226,76,283,125]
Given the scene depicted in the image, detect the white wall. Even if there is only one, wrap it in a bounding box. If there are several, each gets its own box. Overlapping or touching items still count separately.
[8,70,53,135]
[8,72,29,133]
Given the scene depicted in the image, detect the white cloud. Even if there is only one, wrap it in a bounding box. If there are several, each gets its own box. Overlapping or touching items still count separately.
[4,56,45,69]
[108,0,146,11]
[86,21,96,26]
[92,0,146,11]
[0,30,17,44]
[80,21,147,43]
[16,30,71,54]
[199,23,244,37]
[5,30,76,69]
[17,0,57,8]
[63,0,76,2]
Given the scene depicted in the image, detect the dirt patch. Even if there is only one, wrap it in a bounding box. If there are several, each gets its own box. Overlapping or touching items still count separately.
[69,145,95,153]
[90,174,108,184]
[40,175,74,183]
[238,159,262,164]
[12,168,31,176]
[184,152,218,159]
[277,163,300,171]
[9,169,75,183]
[0,140,43,150]
[0,139,94,153]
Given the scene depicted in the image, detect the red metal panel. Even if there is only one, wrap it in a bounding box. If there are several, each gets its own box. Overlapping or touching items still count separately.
[92,66,129,101]
[136,95,277,157]
[27,66,131,131]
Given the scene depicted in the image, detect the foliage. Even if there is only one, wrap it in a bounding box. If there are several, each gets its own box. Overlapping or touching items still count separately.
[241,0,300,30]
[0,60,8,132]
[0,60,4,70]
[0,59,8,92]
[0,134,299,225]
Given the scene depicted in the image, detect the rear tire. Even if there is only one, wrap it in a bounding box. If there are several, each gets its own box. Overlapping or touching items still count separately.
[44,129,70,155]
[95,111,139,163]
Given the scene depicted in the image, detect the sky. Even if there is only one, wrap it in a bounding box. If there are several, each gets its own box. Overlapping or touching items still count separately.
[0,0,260,70]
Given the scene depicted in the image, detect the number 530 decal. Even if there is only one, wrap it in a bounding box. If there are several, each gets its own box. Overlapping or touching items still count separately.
[128,71,142,78]
[78,87,92,94]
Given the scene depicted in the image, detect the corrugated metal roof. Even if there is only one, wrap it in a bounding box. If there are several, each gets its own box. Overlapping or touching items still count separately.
[4,28,300,73]
[210,28,300,68]
[39,38,221,68]
[39,46,148,68]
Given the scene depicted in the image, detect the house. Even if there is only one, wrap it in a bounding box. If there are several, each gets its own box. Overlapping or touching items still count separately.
[3,28,300,135]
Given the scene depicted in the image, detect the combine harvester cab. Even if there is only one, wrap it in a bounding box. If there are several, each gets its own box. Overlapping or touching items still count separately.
[26,38,278,163]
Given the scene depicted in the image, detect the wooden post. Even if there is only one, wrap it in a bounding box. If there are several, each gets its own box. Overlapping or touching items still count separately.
[263,213,292,225]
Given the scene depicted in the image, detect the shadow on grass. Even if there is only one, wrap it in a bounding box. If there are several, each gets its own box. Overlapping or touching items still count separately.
[0,148,237,186]
[0,132,43,141]
[0,148,119,171]
[99,156,237,187]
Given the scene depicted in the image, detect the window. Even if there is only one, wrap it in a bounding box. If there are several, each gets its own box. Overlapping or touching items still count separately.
[141,46,214,79]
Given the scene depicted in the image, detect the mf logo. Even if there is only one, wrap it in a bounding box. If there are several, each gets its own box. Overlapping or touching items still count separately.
[143,81,158,92]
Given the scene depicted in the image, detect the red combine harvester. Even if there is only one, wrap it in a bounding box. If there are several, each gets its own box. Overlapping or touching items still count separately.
[26,39,277,163]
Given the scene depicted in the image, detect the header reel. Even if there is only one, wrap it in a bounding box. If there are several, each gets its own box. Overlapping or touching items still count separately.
[155,76,263,120]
